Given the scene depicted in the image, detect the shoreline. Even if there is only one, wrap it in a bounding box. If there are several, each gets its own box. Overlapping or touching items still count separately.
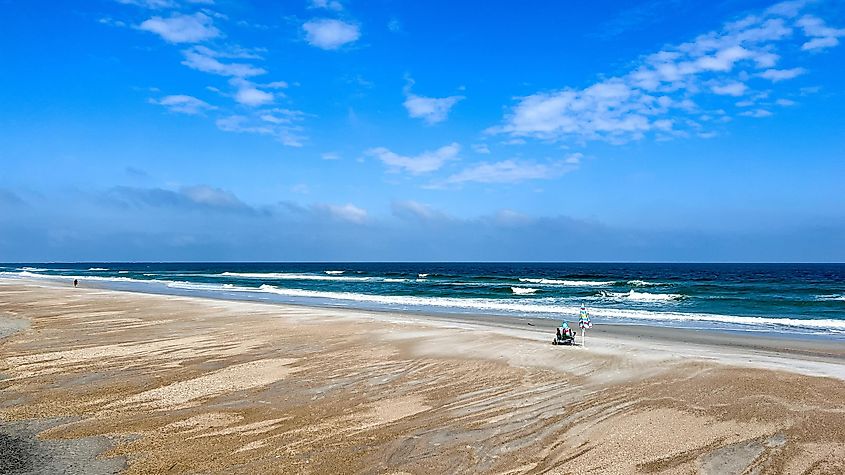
[5,276,844,375]
[3,268,844,339]
[2,279,845,473]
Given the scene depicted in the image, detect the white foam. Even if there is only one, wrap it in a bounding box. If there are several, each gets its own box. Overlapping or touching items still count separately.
[88,267,109,271]
[254,285,845,332]
[817,294,845,301]
[220,272,371,282]
[18,267,47,272]
[511,287,538,295]
[519,278,615,287]
[601,290,684,302]
[324,270,345,275]
[384,278,408,283]
[627,280,663,287]
[418,273,429,278]
[165,281,247,291]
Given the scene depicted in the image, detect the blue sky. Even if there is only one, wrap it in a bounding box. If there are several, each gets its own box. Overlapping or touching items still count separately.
[1,0,844,261]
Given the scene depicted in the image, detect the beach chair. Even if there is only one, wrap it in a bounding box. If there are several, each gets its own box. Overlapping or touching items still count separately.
[552,325,576,346]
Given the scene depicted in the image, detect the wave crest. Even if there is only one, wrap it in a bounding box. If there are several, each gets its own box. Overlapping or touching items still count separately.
[519,278,615,287]
[601,290,684,302]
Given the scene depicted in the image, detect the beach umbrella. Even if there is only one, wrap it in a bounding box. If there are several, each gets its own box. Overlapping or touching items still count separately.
[579,304,592,347]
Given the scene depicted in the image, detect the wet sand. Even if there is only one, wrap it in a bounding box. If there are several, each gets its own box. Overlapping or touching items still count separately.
[1,279,844,474]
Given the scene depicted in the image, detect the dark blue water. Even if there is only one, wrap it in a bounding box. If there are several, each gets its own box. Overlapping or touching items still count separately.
[2,263,844,337]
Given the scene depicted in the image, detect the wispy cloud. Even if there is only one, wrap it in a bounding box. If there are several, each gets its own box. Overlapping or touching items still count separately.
[403,78,464,124]
[117,0,304,148]
[711,81,748,96]
[216,114,304,147]
[302,19,360,50]
[759,67,806,81]
[107,185,256,214]
[117,0,177,9]
[139,12,220,43]
[444,155,580,185]
[314,203,368,223]
[739,109,773,118]
[310,0,343,12]
[494,1,843,144]
[391,200,447,221]
[149,94,216,114]
[797,15,845,51]
[367,143,460,175]
[181,46,267,77]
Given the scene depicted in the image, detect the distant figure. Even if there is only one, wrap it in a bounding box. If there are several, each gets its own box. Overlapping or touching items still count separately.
[73,279,78,288]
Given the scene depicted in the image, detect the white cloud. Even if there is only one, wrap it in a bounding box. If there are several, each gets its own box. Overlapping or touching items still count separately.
[564,152,584,165]
[117,0,176,8]
[366,143,460,175]
[216,115,273,134]
[149,94,216,114]
[310,0,342,11]
[230,79,273,107]
[759,67,806,81]
[181,185,242,208]
[403,94,464,125]
[99,17,127,28]
[711,81,748,96]
[260,114,288,124]
[402,78,464,124]
[321,152,340,160]
[776,98,797,106]
[471,143,491,154]
[739,109,773,118]
[797,15,845,51]
[217,113,305,147]
[391,200,445,221]
[316,203,368,223]
[139,12,219,43]
[234,87,273,106]
[118,0,215,7]
[181,47,266,77]
[495,1,843,144]
[444,157,578,185]
[302,19,360,50]
[191,44,264,60]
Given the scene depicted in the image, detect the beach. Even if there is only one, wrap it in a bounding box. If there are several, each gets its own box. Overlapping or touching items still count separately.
[1,278,844,474]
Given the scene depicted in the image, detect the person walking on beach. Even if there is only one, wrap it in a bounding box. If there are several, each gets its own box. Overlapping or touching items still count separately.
[73,279,78,288]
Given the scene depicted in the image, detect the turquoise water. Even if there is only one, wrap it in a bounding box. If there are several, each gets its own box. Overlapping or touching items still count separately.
[2,263,844,337]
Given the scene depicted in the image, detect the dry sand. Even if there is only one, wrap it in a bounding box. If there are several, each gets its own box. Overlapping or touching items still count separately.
[1,279,844,474]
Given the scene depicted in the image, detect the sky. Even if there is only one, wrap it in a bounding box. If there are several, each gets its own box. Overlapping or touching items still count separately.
[1,0,844,262]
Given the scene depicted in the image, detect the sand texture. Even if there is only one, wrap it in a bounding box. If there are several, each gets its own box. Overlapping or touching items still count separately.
[1,280,844,474]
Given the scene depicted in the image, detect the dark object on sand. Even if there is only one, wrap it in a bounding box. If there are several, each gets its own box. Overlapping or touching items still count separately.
[552,325,576,346]
[73,279,78,288]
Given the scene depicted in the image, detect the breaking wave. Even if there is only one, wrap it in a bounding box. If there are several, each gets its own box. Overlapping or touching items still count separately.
[600,290,684,302]
[519,278,615,287]
[511,287,538,295]
[817,294,845,301]
[255,285,845,332]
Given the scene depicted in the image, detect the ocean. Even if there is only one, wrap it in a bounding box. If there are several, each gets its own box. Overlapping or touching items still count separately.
[2,263,844,337]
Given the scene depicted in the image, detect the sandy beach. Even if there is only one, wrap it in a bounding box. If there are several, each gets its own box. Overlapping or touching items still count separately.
[1,278,844,474]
